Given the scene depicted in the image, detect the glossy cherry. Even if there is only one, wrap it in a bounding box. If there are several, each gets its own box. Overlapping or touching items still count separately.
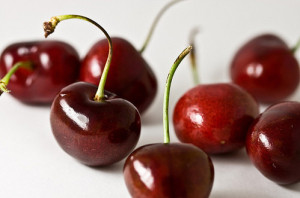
[50,82,141,166]
[80,37,157,114]
[173,83,259,154]
[80,0,184,114]
[46,15,141,166]
[124,47,214,198]
[173,37,259,155]
[0,40,80,104]
[230,34,300,104]
[246,101,300,185]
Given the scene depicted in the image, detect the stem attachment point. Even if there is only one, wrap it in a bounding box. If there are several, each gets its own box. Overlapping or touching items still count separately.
[43,15,113,102]
[0,61,33,95]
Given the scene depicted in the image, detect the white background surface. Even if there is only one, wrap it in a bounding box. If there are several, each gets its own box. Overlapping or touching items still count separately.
[1,0,300,197]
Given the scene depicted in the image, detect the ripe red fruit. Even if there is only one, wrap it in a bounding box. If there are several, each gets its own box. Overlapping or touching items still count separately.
[246,101,300,185]
[231,34,300,104]
[0,41,80,104]
[50,82,141,166]
[80,37,157,113]
[124,143,214,198]
[124,46,214,198]
[79,0,186,114]
[173,83,259,154]
[45,15,141,166]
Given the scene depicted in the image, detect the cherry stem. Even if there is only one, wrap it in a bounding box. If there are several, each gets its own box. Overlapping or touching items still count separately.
[291,38,300,54]
[189,27,200,85]
[43,14,112,101]
[0,61,32,94]
[139,0,185,54]
[163,46,192,144]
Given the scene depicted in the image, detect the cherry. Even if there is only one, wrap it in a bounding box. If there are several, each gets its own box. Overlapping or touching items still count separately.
[173,83,259,154]
[80,0,184,114]
[173,37,259,155]
[124,46,214,198]
[80,37,156,114]
[246,101,300,185]
[45,15,141,166]
[230,34,300,104]
[0,40,80,104]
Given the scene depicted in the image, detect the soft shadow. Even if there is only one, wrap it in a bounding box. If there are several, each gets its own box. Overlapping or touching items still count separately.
[89,159,125,175]
[210,190,274,198]
[22,101,52,109]
[9,95,53,109]
[3,94,51,109]
[288,85,300,102]
[281,182,300,192]
[211,148,251,165]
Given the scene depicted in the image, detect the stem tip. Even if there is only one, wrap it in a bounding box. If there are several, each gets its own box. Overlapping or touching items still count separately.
[0,81,10,93]
[43,17,60,38]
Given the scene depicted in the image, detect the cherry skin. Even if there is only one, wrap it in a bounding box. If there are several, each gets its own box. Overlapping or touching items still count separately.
[80,37,157,113]
[124,46,214,198]
[173,83,259,154]
[0,41,80,104]
[124,143,214,198]
[230,34,300,104]
[44,14,142,166]
[246,101,300,185]
[50,82,141,166]
[0,61,32,96]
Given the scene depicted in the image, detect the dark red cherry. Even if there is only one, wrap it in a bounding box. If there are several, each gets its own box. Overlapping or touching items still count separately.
[45,14,141,166]
[246,101,300,185]
[173,83,259,154]
[231,34,300,104]
[79,0,186,114]
[50,82,141,166]
[80,37,157,114]
[0,41,80,104]
[124,143,214,198]
[124,46,214,198]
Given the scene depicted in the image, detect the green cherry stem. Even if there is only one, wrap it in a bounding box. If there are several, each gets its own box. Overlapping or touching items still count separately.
[139,0,185,54]
[163,46,192,144]
[189,27,200,85]
[291,38,300,54]
[43,14,112,101]
[0,61,32,94]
